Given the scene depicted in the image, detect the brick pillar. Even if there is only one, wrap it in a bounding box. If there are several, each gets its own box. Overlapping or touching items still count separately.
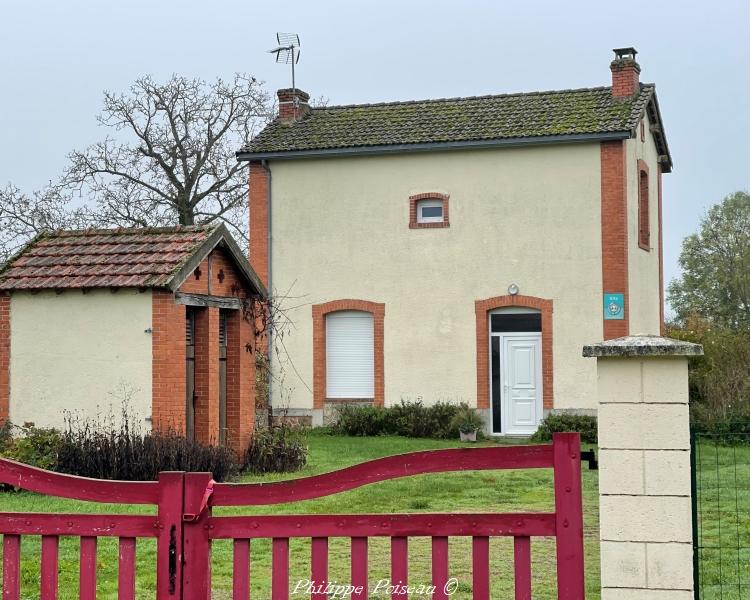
[194,307,220,445]
[583,335,703,599]
[0,294,10,425]
[600,140,629,340]
[225,309,255,455]
[249,162,270,289]
[152,291,186,433]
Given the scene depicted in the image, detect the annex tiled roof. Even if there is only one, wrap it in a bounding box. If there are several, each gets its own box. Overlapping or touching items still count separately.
[0,225,264,293]
[241,84,656,156]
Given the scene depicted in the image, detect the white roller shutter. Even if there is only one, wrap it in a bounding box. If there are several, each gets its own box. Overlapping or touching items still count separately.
[326,311,374,398]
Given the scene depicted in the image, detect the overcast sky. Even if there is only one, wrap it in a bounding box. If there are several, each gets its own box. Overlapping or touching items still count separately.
[1,0,748,303]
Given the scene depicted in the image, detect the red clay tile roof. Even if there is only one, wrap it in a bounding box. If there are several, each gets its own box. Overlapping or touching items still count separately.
[0,225,219,291]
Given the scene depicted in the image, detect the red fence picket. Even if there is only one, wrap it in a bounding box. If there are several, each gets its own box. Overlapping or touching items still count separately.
[0,432,585,599]
[0,462,176,599]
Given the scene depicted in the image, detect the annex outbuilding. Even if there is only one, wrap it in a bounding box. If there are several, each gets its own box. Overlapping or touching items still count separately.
[0,224,265,453]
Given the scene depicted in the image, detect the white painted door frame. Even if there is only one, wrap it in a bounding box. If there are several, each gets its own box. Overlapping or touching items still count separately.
[489,331,543,436]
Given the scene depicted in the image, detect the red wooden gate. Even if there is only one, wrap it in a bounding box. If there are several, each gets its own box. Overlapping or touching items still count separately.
[0,433,584,599]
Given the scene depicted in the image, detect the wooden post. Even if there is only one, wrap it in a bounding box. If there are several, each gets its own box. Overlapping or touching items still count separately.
[182,472,214,600]
[156,472,185,598]
[553,432,585,599]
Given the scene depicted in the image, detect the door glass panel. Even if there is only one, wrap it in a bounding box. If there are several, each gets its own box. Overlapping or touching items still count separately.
[491,336,501,434]
[491,313,541,333]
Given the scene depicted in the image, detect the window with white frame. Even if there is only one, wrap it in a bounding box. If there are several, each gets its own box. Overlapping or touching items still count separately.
[416,199,444,223]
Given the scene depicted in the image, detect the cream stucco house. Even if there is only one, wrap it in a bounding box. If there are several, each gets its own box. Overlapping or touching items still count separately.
[237,48,672,434]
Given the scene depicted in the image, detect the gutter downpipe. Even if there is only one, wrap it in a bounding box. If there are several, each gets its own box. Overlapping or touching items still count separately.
[262,159,273,426]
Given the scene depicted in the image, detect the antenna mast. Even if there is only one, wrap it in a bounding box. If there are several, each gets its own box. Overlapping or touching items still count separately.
[267,32,301,92]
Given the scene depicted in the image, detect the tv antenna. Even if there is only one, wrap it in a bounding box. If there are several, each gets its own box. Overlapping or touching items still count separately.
[268,32,301,91]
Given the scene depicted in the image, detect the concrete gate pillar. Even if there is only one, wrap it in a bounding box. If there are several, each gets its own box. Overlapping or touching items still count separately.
[583,335,703,600]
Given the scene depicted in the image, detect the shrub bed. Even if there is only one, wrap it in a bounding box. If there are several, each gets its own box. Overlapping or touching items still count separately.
[1,413,310,481]
[57,422,239,481]
[530,413,598,444]
[331,401,467,439]
[243,425,307,474]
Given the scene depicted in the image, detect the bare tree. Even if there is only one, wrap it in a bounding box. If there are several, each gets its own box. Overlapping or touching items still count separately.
[62,73,271,246]
[0,184,85,263]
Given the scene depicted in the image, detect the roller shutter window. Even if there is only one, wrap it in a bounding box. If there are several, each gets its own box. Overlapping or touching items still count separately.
[325,311,374,399]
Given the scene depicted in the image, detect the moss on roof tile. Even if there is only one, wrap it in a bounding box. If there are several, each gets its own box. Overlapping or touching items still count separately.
[241,85,653,155]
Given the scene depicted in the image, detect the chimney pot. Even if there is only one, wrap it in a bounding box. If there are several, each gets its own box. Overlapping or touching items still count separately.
[277,88,311,122]
[610,47,641,99]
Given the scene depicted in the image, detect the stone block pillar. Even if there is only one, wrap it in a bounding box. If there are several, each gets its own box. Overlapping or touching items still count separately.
[583,335,703,600]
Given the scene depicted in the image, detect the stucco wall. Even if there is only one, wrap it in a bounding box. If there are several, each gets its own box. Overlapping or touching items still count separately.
[626,112,662,335]
[268,143,606,411]
[9,289,153,429]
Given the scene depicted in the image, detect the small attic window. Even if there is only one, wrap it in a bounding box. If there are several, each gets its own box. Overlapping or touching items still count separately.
[409,193,450,229]
[417,200,443,223]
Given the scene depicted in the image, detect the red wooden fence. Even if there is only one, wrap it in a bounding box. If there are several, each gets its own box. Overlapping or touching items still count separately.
[0,432,585,599]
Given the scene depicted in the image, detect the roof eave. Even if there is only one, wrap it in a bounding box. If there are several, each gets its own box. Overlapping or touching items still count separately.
[237,131,632,162]
[645,92,673,173]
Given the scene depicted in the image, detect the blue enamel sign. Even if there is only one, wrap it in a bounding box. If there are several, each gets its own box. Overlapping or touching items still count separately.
[603,293,625,320]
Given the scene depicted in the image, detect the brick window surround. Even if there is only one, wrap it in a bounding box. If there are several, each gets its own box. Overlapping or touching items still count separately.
[475,294,553,411]
[312,300,385,409]
[409,192,450,229]
[638,159,650,251]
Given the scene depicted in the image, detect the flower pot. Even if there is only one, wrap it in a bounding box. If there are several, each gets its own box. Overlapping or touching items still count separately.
[460,429,477,442]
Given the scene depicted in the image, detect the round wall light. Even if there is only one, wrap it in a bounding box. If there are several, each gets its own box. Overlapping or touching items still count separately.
[508,283,519,296]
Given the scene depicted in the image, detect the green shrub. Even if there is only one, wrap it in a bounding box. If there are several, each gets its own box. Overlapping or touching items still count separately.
[668,320,750,440]
[669,321,750,413]
[530,413,598,444]
[2,423,63,470]
[690,403,750,444]
[332,401,465,439]
[0,420,13,454]
[243,425,308,474]
[334,405,393,436]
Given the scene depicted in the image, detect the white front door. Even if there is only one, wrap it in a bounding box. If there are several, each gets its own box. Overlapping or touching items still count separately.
[502,335,542,435]
[490,333,542,435]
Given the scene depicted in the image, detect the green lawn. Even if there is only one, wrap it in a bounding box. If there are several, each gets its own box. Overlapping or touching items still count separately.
[693,440,750,600]
[0,433,601,599]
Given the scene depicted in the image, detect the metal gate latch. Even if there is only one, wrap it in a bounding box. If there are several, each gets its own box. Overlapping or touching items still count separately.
[183,479,215,522]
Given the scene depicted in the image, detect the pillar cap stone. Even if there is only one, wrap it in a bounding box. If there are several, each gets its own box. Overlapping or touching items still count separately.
[582,335,703,358]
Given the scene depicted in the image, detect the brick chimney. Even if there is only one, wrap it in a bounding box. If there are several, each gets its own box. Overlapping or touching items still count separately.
[277,88,311,122]
[610,47,641,98]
